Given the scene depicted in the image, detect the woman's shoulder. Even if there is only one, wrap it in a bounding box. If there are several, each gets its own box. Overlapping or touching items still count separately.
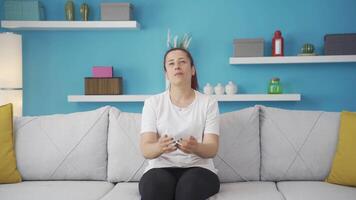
[195,90,217,105]
[144,90,168,106]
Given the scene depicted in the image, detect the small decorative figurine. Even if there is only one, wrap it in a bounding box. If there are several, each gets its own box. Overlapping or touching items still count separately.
[65,0,75,21]
[80,2,89,21]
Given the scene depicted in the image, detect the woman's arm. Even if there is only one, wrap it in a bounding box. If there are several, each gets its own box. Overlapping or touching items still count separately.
[178,134,219,158]
[194,134,219,158]
[140,133,177,159]
[178,98,220,158]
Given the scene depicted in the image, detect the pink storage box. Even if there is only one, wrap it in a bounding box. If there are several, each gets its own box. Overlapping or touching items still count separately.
[92,66,113,77]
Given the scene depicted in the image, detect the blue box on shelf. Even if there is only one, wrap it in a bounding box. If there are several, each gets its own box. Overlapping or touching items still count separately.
[4,0,45,20]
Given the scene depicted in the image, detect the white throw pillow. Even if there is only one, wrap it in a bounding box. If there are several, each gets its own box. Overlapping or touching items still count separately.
[259,106,340,181]
[14,106,109,180]
[213,106,260,182]
[107,107,147,182]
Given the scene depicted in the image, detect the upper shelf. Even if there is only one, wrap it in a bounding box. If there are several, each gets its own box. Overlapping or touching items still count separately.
[67,94,301,102]
[0,20,140,30]
[229,55,356,65]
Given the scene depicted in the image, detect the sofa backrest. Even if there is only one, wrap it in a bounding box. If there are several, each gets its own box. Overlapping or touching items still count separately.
[13,105,341,183]
[13,106,109,181]
[107,106,261,183]
[259,106,340,181]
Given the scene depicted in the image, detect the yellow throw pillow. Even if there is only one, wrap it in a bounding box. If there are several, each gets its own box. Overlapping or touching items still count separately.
[326,111,356,187]
[0,103,22,183]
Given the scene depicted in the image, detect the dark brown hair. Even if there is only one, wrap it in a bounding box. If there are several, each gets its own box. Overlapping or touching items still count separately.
[163,48,199,90]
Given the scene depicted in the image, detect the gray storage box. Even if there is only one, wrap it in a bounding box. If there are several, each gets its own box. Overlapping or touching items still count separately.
[234,38,264,57]
[324,33,356,55]
[101,3,133,21]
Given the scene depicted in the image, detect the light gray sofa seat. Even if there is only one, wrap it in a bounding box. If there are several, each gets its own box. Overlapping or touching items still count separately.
[100,182,284,200]
[277,181,356,200]
[210,182,284,200]
[0,181,114,200]
[100,183,139,200]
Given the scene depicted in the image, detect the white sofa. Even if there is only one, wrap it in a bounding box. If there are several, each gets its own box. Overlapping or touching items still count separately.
[0,105,355,200]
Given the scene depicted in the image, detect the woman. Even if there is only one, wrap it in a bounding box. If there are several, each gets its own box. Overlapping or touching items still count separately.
[139,48,220,200]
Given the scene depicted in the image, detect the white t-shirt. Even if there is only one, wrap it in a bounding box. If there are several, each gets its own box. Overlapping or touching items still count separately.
[140,90,220,174]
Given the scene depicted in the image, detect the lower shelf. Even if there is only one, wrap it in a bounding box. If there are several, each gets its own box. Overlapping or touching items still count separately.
[67,94,301,102]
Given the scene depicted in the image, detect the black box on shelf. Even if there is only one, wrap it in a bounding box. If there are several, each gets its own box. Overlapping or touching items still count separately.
[324,33,356,55]
[85,77,122,95]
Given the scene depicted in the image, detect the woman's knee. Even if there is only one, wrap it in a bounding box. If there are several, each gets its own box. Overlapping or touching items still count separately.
[175,167,220,200]
[139,168,176,200]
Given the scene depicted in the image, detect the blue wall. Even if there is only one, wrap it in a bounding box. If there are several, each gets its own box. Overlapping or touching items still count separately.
[1,0,356,115]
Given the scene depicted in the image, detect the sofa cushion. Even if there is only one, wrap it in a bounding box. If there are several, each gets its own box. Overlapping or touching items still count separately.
[260,106,340,181]
[14,106,109,181]
[326,111,356,187]
[277,181,356,200]
[213,106,260,182]
[100,182,284,200]
[0,181,114,200]
[0,103,22,183]
[107,107,147,182]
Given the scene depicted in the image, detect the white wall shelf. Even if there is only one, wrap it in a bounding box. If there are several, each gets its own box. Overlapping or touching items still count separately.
[0,20,140,30]
[229,55,356,65]
[68,94,301,102]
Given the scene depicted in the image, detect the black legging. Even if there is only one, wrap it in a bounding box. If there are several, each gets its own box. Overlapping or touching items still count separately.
[139,167,220,200]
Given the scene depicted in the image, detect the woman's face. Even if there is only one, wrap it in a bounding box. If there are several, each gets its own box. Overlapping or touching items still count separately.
[165,50,195,87]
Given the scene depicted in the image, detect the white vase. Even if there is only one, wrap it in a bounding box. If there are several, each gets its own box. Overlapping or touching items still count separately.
[214,83,225,95]
[203,83,214,95]
[225,81,238,95]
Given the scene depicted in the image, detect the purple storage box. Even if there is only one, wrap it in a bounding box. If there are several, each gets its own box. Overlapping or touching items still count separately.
[92,66,113,77]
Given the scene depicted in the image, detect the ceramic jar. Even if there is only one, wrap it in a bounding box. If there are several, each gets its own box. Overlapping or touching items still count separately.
[203,83,214,95]
[214,83,225,95]
[225,81,238,95]
[268,77,283,94]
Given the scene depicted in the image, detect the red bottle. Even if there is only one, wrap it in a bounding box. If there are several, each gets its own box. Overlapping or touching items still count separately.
[272,30,284,56]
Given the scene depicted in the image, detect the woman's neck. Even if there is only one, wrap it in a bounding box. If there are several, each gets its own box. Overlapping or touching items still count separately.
[169,85,195,107]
